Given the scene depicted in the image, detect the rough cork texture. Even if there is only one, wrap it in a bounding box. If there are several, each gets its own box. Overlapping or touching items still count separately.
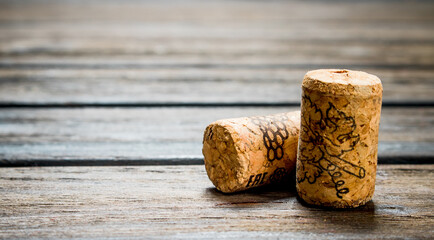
[203,111,300,193]
[296,69,383,208]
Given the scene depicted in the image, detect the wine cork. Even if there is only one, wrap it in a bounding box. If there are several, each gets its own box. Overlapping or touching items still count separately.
[296,69,383,208]
[203,111,300,193]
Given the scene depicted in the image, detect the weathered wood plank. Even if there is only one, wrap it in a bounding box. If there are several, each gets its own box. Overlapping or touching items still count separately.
[0,107,432,166]
[1,0,433,43]
[1,0,433,22]
[0,69,433,104]
[2,39,433,57]
[1,45,433,68]
[0,165,432,239]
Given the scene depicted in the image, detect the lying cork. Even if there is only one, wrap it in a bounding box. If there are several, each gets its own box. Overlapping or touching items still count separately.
[203,111,300,193]
[296,69,383,208]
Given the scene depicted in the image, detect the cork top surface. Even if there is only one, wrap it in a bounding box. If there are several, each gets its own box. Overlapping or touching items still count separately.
[303,69,383,96]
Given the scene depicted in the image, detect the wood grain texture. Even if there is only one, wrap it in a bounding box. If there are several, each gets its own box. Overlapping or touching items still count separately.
[0,69,433,105]
[0,165,433,239]
[1,43,433,66]
[1,0,433,41]
[1,0,433,22]
[0,107,432,166]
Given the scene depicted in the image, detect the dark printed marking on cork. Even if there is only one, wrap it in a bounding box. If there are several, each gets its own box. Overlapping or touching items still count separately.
[246,168,289,188]
[250,114,292,162]
[297,95,365,199]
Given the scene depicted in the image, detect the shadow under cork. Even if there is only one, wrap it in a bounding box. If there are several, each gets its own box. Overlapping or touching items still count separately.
[205,171,380,234]
[205,171,298,208]
[296,193,379,233]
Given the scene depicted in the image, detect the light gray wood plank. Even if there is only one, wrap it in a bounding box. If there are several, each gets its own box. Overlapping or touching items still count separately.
[2,43,433,67]
[1,0,433,22]
[1,0,433,43]
[0,165,433,239]
[4,21,429,41]
[0,69,432,104]
[2,39,433,57]
[0,107,432,165]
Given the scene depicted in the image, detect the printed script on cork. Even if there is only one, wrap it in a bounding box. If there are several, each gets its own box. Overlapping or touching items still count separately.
[203,112,300,193]
[296,69,383,208]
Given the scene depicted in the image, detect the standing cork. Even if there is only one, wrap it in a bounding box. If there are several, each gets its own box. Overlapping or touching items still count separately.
[203,111,300,193]
[296,69,382,208]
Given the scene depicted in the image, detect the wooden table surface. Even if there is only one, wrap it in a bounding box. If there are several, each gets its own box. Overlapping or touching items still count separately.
[0,0,433,239]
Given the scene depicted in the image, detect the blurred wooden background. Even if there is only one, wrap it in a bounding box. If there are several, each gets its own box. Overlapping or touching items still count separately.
[0,0,433,239]
[0,0,433,166]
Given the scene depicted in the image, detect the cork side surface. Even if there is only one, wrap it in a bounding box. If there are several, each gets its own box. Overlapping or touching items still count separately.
[203,111,300,193]
[297,69,382,208]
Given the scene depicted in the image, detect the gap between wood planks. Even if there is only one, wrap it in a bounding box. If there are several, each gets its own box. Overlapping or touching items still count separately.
[1,156,433,167]
[0,101,433,108]
[1,63,434,70]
